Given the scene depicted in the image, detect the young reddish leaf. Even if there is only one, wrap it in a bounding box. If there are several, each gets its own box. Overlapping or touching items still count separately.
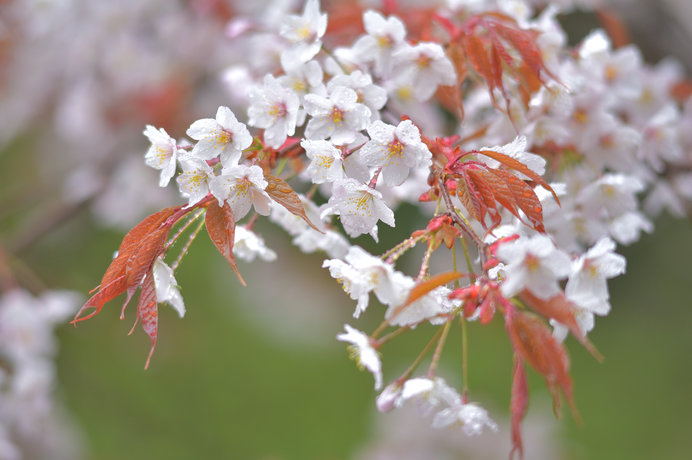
[480,168,519,216]
[264,174,322,232]
[438,41,467,119]
[510,355,528,460]
[596,7,630,48]
[73,274,128,323]
[464,34,495,96]
[466,168,503,229]
[491,168,546,233]
[205,201,246,286]
[387,271,465,325]
[520,290,603,361]
[121,225,171,318]
[505,306,577,418]
[73,206,180,323]
[489,37,514,114]
[475,149,559,205]
[456,178,482,222]
[492,22,558,83]
[136,272,158,370]
[403,272,465,307]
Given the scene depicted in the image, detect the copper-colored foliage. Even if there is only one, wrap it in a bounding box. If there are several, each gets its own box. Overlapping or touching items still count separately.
[505,306,577,418]
[520,290,602,361]
[510,355,528,460]
[136,273,158,370]
[265,174,322,232]
[450,149,559,233]
[205,201,246,286]
[73,206,180,323]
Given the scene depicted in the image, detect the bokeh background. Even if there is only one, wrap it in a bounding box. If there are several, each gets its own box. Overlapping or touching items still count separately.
[2,1,692,459]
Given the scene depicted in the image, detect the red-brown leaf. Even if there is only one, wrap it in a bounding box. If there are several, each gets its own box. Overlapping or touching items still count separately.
[205,201,246,286]
[73,206,179,323]
[505,306,577,418]
[73,274,127,323]
[121,225,171,317]
[481,168,520,217]
[464,34,495,96]
[475,149,559,205]
[404,272,464,307]
[491,168,546,233]
[492,21,559,83]
[137,272,158,370]
[459,172,489,227]
[456,179,481,222]
[264,174,322,232]
[387,272,465,325]
[510,355,528,460]
[466,168,503,229]
[103,206,179,287]
[520,290,603,361]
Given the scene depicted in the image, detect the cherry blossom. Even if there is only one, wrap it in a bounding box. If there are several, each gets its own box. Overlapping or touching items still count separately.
[143,125,180,187]
[186,106,252,166]
[496,234,571,300]
[176,158,214,206]
[391,43,456,101]
[360,120,431,186]
[352,10,407,77]
[337,325,382,390]
[323,245,399,317]
[320,178,395,240]
[304,86,372,145]
[152,257,186,318]
[301,139,346,184]
[248,74,299,148]
[209,164,271,219]
[279,0,327,63]
[233,226,277,262]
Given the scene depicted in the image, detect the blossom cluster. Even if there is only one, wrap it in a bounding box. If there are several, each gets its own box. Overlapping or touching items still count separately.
[73,0,692,456]
[0,289,81,460]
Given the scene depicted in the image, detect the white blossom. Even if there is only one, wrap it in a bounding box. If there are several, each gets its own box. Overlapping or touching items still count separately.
[279,0,327,63]
[320,179,395,240]
[360,120,431,186]
[233,226,277,262]
[209,164,271,220]
[248,74,299,148]
[301,139,346,184]
[304,86,371,145]
[352,10,407,77]
[497,234,571,300]
[391,42,456,101]
[143,125,180,187]
[152,257,185,318]
[186,106,252,166]
[176,158,214,206]
[337,325,382,390]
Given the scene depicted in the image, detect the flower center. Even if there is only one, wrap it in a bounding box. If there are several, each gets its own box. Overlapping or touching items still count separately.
[524,254,540,272]
[269,102,287,119]
[216,128,233,147]
[417,53,432,69]
[330,106,345,125]
[386,138,405,163]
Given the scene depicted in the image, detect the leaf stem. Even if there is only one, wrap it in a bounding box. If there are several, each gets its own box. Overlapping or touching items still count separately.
[374,326,410,348]
[171,215,206,272]
[398,326,446,382]
[427,320,452,378]
[460,315,469,400]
